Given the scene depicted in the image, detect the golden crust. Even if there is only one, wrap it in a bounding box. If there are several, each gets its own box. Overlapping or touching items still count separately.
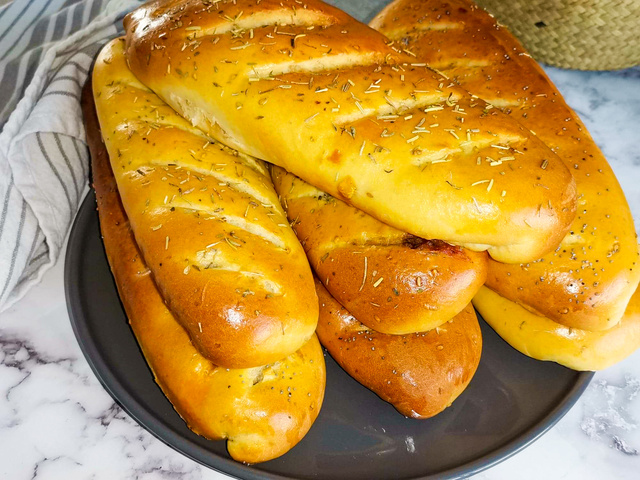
[372,0,640,331]
[92,38,318,368]
[84,78,325,463]
[273,165,487,334]
[473,286,640,371]
[123,0,577,264]
[315,279,482,418]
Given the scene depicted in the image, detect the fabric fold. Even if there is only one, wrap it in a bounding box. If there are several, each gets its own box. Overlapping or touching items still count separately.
[0,0,140,311]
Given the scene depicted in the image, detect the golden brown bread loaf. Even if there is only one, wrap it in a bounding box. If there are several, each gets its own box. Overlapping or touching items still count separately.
[473,286,640,371]
[123,0,578,264]
[315,279,481,418]
[93,38,318,368]
[84,78,325,463]
[372,0,640,331]
[272,165,487,334]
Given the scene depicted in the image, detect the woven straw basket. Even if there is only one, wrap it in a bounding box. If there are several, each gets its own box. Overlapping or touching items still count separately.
[475,0,640,70]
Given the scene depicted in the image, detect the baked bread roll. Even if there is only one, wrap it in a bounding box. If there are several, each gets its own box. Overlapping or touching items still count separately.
[316,279,482,418]
[371,0,640,331]
[93,38,318,368]
[315,279,481,418]
[272,165,487,334]
[84,78,326,463]
[123,0,578,264]
[473,286,640,371]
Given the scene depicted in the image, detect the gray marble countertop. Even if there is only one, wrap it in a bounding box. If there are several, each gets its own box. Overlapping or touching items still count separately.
[1,0,639,475]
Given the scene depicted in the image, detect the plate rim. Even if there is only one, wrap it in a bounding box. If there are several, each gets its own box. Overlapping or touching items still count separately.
[65,191,594,480]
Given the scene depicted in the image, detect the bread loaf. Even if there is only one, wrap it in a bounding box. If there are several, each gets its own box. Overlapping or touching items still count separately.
[92,38,318,368]
[123,0,578,264]
[473,286,640,371]
[371,0,640,331]
[84,77,325,463]
[272,165,487,334]
[315,279,481,418]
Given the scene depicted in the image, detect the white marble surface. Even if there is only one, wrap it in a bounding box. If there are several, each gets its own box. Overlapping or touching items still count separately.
[0,64,639,480]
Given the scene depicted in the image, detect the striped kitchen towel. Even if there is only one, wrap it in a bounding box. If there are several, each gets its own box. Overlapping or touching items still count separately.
[0,0,140,311]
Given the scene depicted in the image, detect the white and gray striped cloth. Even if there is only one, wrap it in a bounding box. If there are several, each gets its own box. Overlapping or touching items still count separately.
[0,0,140,311]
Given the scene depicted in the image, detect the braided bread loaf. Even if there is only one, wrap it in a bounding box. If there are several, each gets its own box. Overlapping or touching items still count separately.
[123,0,577,264]
[93,38,317,368]
[272,165,487,334]
[372,0,640,331]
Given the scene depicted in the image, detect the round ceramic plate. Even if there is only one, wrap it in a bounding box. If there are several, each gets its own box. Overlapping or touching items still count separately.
[65,192,593,480]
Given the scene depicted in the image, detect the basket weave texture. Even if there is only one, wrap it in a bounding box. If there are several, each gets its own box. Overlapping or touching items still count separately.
[475,0,640,70]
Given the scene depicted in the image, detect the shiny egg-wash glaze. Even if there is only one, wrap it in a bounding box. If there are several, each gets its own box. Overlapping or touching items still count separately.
[372,0,640,332]
[474,285,640,371]
[84,70,326,463]
[93,39,318,368]
[315,279,482,418]
[124,0,577,264]
[273,165,487,334]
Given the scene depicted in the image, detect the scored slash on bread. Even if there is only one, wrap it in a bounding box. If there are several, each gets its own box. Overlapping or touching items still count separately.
[93,38,318,368]
[84,75,326,463]
[272,165,487,334]
[315,279,482,418]
[124,0,578,264]
[371,0,640,332]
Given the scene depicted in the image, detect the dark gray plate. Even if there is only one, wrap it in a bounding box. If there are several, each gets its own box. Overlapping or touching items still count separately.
[65,192,593,480]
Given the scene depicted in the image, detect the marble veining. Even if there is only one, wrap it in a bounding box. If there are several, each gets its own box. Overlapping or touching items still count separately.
[0,62,639,480]
[581,375,640,456]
